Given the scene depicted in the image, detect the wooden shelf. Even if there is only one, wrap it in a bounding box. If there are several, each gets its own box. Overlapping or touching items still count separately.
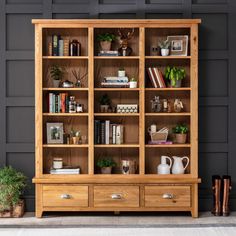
[43,88,88,91]
[145,56,191,59]
[43,56,88,59]
[145,88,191,91]
[145,144,191,148]
[145,113,191,116]
[94,56,140,59]
[94,113,139,116]
[43,144,89,148]
[43,113,89,116]
[94,88,140,91]
[94,144,140,148]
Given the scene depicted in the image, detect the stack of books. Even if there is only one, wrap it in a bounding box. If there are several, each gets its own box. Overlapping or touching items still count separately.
[94,120,124,144]
[101,76,129,88]
[48,92,69,113]
[147,67,166,88]
[98,50,119,56]
[50,167,80,175]
[51,35,69,56]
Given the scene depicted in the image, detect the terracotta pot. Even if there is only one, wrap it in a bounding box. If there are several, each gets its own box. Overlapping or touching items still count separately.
[175,133,187,144]
[101,167,112,174]
[100,105,109,113]
[100,41,111,51]
[72,136,80,145]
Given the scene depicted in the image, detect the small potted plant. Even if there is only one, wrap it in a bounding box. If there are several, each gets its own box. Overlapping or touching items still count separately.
[97,33,116,51]
[99,94,111,113]
[129,77,137,88]
[70,129,81,144]
[165,66,186,88]
[97,158,116,174]
[172,124,188,144]
[50,65,64,88]
[118,67,125,77]
[0,166,27,218]
[158,39,170,56]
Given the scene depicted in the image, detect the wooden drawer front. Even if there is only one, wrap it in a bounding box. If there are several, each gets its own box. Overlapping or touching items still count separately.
[145,186,191,208]
[43,185,88,207]
[94,186,139,208]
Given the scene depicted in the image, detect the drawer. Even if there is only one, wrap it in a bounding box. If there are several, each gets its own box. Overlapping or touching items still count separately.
[43,185,88,207]
[145,185,191,208]
[94,186,139,208]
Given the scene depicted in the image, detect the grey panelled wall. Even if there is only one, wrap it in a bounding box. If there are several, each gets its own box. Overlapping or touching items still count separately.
[0,0,236,212]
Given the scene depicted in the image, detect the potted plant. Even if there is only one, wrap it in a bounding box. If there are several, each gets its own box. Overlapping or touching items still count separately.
[50,65,64,88]
[97,33,116,51]
[97,158,116,174]
[158,39,170,56]
[70,129,81,144]
[0,166,27,218]
[172,124,188,144]
[165,66,186,88]
[99,94,111,113]
[118,67,125,77]
[129,77,137,88]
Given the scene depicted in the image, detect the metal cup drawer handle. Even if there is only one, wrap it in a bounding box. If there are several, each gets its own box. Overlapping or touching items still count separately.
[61,194,71,199]
[111,193,122,200]
[162,193,174,199]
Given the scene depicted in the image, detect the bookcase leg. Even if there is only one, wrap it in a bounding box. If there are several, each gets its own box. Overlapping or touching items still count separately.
[114,211,120,215]
[36,209,43,218]
[35,184,43,218]
[191,184,199,218]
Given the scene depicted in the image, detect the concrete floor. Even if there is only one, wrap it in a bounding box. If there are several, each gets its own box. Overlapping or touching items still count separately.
[0,212,236,227]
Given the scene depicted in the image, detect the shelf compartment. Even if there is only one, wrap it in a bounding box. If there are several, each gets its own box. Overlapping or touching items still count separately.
[43,148,88,174]
[94,88,140,91]
[43,56,89,59]
[43,144,89,148]
[43,88,89,91]
[145,147,191,175]
[145,88,191,91]
[94,144,140,148]
[94,113,139,117]
[94,147,139,174]
[43,113,89,116]
[94,56,140,60]
[145,56,191,59]
[145,144,191,148]
[145,113,190,116]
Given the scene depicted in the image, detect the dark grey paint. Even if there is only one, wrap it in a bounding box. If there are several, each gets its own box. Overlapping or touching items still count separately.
[0,0,235,212]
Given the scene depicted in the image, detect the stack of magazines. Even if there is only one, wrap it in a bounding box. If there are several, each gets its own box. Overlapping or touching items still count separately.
[101,76,129,88]
[98,50,119,56]
[50,166,80,175]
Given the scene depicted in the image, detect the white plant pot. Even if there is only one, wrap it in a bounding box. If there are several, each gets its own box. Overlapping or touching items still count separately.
[161,48,170,56]
[118,70,125,77]
[53,80,60,88]
[129,81,137,88]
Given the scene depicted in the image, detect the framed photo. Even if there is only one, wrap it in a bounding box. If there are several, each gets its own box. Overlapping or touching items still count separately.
[46,123,64,144]
[167,35,188,56]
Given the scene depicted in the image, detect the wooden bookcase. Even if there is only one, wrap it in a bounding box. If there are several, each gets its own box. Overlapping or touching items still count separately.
[32,19,201,218]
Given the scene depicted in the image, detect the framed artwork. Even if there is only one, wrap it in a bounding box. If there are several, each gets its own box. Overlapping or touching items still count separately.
[46,123,64,144]
[167,35,188,56]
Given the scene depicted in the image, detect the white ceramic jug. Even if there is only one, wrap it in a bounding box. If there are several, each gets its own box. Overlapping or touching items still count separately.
[172,156,189,174]
[157,156,172,174]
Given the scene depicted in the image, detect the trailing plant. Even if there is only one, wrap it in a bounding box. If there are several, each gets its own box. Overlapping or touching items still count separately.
[99,94,111,105]
[97,33,116,42]
[164,66,186,87]
[97,158,116,168]
[158,39,170,49]
[0,166,27,211]
[172,124,188,134]
[50,65,64,81]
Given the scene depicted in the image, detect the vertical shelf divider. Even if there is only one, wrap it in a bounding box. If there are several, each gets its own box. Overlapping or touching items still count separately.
[88,27,94,175]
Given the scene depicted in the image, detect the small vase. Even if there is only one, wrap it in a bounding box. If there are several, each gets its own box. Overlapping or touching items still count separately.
[169,79,182,88]
[53,80,60,88]
[118,70,125,77]
[72,137,79,145]
[100,41,111,51]
[175,134,187,144]
[161,48,169,56]
[129,81,137,88]
[100,105,109,113]
[101,167,112,174]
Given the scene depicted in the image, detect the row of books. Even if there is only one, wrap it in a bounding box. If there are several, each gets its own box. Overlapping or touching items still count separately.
[50,167,80,175]
[147,67,166,88]
[101,76,129,88]
[48,92,69,113]
[98,50,119,56]
[51,35,70,56]
[94,120,124,144]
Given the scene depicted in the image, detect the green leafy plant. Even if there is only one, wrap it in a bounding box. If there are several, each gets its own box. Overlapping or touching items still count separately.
[158,39,170,49]
[50,65,64,81]
[99,94,111,105]
[97,33,116,42]
[97,158,116,168]
[70,128,81,137]
[165,66,186,87]
[130,77,137,82]
[119,67,125,71]
[0,166,27,211]
[172,124,188,134]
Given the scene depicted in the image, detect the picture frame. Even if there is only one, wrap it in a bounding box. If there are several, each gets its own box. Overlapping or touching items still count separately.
[167,35,188,56]
[46,123,64,144]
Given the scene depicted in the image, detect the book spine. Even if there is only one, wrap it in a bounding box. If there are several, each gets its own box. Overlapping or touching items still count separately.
[49,93,53,113]
[58,39,64,56]
[109,123,113,144]
[97,121,101,144]
[58,94,61,113]
[157,68,166,88]
[55,94,58,113]
[94,120,98,144]
[101,121,105,144]
[105,120,110,145]
[116,125,124,144]
[65,95,69,113]
[147,67,158,88]
[52,35,59,56]
[52,94,55,113]
[152,67,162,88]
[112,125,116,144]
[63,39,69,56]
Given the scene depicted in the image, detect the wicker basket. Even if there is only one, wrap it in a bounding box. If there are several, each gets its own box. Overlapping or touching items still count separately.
[149,127,169,142]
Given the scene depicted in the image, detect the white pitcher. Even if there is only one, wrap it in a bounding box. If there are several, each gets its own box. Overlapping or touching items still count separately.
[157,156,172,175]
[172,156,189,174]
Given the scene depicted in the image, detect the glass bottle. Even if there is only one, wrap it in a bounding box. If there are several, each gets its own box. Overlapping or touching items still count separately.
[69,96,76,113]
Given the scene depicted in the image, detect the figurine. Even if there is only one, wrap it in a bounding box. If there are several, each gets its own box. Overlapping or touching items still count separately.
[174,99,184,113]
[151,96,162,112]
[117,28,134,56]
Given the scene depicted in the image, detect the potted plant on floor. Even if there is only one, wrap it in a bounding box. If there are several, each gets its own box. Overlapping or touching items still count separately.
[165,66,186,88]
[97,158,116,174]
[158,39,170,56]
[172,124,188,144]
[50,65,64,88]
[0,166,27,218]
[99,94,111,113]
[97,33,116,51]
